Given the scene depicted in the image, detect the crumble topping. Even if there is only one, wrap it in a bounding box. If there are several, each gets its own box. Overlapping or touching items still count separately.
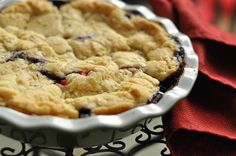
[0,0,180,118]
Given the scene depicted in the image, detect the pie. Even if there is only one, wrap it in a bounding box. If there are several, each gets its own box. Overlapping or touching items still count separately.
[0,0,183,118]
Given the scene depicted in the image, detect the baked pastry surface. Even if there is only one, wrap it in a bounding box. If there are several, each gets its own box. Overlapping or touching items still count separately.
[0,0,180,118]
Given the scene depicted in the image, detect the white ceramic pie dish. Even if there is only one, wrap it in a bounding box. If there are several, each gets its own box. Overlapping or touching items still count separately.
[0,0,198,148]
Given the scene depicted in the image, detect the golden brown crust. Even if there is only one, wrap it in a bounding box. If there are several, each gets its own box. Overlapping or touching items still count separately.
[0,0,179,118]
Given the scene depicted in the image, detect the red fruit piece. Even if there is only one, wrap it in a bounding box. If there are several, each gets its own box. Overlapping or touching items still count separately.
[79,71,89,76]
[60,79,67,86]
[121,67,140,73]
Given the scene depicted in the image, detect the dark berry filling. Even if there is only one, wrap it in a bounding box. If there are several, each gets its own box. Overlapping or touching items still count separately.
[170,35,180,44]
[75,36,93,42]
[7,52,27,62]
[125,13,132,19]
[159,48,185,92]
[147,91,164,104]
[175,47,185,62]
[39,70,90,84]
[79,108,92,118]
[51,0,68,8]
[128,10,144,16]
[124,10,144,19]
[148,46,185,104]
[27,56,45,64]
[7,52,45,64]
[39,70,64,83]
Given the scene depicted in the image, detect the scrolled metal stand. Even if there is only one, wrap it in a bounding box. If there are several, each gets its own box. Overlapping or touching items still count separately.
[0,143,74,156]
[0,120,170,156]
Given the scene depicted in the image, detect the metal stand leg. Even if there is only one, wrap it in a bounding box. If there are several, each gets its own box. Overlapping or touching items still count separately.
[65,148,74,156]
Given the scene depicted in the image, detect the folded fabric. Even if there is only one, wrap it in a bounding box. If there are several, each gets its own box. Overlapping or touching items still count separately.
[149,0,236,155]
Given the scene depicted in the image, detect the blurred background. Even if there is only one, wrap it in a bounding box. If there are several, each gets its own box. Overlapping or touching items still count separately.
[122,0,236,34]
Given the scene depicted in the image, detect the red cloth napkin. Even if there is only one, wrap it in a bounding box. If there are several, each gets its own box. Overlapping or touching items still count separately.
[149,0,236,155]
